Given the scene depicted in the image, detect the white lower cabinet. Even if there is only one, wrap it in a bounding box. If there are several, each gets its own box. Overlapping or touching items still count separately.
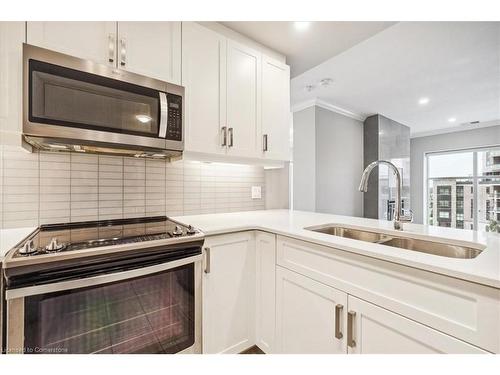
[255,232,276,353]
[202,232,256,354]
[346,295,487,354]
[275,266,348,354]
[201,231,494,354]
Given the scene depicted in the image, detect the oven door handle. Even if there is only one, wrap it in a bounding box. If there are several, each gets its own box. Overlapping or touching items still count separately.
[159,92,168,138]
[5,254,202,300]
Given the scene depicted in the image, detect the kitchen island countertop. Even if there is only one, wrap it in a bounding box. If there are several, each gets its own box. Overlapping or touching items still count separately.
[174,209,500,288]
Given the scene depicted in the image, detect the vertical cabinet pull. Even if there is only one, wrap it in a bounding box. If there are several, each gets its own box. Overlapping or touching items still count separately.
[263,134,268,152]
[221,126,227,147]
[204,247,211,274]
[120,38,126,66]
[335,304,343,339]
[108,34,116,63]
[347,311,356,348]
[228,127,234,147]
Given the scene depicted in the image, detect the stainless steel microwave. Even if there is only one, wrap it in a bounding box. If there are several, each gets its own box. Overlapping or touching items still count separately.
[23,44,184,159]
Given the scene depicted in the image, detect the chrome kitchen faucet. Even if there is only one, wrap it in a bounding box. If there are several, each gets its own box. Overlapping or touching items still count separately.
[359,160,413,230]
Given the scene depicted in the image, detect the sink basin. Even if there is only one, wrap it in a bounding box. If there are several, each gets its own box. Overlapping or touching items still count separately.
[306,224,392,243]
[305,224,483,259]
[380,237,482,259]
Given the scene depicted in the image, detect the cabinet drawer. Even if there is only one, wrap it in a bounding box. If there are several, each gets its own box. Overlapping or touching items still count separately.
[277,235,500,353]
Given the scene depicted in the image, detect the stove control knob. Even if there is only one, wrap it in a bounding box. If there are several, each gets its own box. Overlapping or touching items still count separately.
[172,225,184,236]
[19,239,36,255]
[46,238,64,252]
[187,225,196,235]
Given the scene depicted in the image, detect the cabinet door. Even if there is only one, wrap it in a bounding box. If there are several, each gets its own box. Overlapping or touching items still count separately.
[27,22,116,66]
[347,295,487,354]
[182,22,227,155]
[117,22,181,84]
[255,232,276,353]
[226,40,261,158]
[202,232,255,354]
[0,22,25,146]
[276,266,347,354]
[261,55,291,161]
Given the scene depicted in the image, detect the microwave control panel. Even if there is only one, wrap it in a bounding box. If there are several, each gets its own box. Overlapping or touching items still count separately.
[166,93,182,141]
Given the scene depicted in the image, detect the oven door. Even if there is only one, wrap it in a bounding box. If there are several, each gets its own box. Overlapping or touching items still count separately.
[5,255,202,354]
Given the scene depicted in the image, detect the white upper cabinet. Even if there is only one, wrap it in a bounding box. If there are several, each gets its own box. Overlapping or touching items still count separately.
[117,22,181,84]
[182,22,226,155]
[225,40,261,158]
[182,23,290,163]
[0,22,25,146]
[27,22,116,66]
[27,22,181,84]
[261,55,291,161]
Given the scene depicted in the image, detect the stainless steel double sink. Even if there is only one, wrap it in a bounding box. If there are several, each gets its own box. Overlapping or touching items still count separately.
[305,224,483,259]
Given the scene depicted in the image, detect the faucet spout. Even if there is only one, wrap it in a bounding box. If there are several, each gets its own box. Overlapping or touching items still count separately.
[359,160,412,230]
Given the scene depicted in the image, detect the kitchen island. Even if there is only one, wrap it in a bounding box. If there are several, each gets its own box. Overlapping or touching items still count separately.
[174,209,500,354]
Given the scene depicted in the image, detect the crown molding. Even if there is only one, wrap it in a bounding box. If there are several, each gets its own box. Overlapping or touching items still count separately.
[410,119,500,139]
[291,98,365,122]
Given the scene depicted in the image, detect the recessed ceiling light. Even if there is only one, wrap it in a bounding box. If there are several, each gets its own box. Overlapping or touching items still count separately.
[418,97,430,105]
[304,84,315,92]
[319,78,334,87]
[136,114,152,123]
[294,22,311,31]
[448,117,456,123]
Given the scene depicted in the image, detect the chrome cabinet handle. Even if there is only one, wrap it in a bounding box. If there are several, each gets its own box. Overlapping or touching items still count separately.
[263,134,268,152]
[204,247,211,274]
[120,38,126,66]
[221,126,227,147]
[347,311,356,348]
[335,304,343,339]
[228,127,234,147]
[108,33,116,64]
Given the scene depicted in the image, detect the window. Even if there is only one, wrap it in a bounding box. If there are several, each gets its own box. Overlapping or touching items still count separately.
[426,146,500,233]
[438,211,450,219]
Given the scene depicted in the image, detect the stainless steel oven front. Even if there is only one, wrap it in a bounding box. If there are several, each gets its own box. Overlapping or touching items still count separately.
[4,252,202,354]
[22,43,184,158]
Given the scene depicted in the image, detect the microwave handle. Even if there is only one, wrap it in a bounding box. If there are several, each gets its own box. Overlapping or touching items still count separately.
[159,92,168,138]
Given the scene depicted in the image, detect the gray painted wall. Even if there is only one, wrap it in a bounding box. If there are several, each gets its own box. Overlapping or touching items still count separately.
[292,106,364,216]
[410,125,500,224]
[315,107,364,216]
[292,107,316,211]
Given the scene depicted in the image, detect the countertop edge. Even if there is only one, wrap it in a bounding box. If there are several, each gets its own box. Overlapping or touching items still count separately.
[195,224,500,290]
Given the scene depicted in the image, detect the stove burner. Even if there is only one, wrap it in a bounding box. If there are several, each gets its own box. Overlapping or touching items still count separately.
[13,216,199,258]
[45,238,66,252]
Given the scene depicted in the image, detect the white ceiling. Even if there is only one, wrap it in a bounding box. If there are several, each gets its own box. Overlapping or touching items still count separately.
[290,22,500,136]
[220,21,395,77]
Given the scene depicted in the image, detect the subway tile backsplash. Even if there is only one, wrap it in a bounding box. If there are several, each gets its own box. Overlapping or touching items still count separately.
[0,146,265,229]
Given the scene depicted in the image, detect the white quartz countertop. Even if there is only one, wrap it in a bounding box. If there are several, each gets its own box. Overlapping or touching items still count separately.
[173,209,500,289]
[0,227,37,262]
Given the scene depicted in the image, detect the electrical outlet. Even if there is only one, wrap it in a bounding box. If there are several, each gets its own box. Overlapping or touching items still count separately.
[251,186,262,199]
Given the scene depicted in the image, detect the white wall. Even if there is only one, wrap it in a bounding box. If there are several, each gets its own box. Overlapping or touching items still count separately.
[292,105,364,216]
[410,125,500,224]
[292,107,316,211]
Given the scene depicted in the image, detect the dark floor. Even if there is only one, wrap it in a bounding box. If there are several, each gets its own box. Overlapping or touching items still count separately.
[240,345,265,354]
